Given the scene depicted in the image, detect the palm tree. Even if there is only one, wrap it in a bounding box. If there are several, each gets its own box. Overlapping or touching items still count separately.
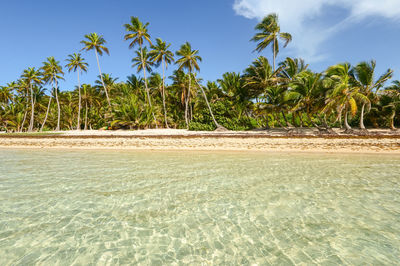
[150,38,174,128]
[287,71,324,128]
[41,57,64,131]
[175,42,202,128]
[131,47,157,125]
[382,81,400,130]
[352,60,393,130]
[81,33,111,108]
[324,63,368,132]
[21,67,42,132]
[251,13,292,71]
[65,53,88,130]
[124,16,157,126]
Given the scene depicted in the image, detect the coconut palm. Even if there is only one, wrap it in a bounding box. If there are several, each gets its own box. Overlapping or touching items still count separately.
[124,16,157,126]
[287,71,324,128]
[65,53,88,130]
[175,42,204,127]
[41,57,64,131]
[81,33,111,108]
[382,81,400,130]
[21,67,42,132]
[251,13,292,71]
[324,63,369,132]
[173,42,222,129]
[351,60,393,130]
[150,38,174,128]
[131,47,156,125]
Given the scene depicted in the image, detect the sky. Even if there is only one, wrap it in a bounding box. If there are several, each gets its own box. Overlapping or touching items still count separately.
[1,0,400,91]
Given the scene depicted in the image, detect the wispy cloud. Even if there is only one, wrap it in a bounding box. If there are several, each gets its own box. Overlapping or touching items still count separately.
[233,0,400,62]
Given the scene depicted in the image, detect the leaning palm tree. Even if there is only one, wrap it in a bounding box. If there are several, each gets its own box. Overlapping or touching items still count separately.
[41,57,64,131]
[21,67,42,132]
[150,38,174,128]
[351,60,393,130]
[65,53,88,130]
[81,33,111,108]
[324,63,368,132]
[123,17,157,124]
[176,42,221,129]
[251,13,292,71]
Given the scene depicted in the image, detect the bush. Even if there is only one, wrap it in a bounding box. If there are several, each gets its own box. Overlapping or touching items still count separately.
[189,100,257,131]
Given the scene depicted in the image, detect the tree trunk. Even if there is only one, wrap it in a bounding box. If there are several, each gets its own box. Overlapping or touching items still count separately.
[139,43,157,128]
[84,101,88,130]
[95,50,111,108]
[55,78,61,131]
[390,110,396,130]
[344,109,352,130]
[162,60,169,128]
[77,70,81,130]
[195,79,222,129]
[273,35,276,72]
[184,71,191,128]
[359,103,366,130]
[281,111,293,127]
[40,93,52,131]
[28,83,35,132]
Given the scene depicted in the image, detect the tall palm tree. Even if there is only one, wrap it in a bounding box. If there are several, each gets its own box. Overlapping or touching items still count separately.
[65,53,88,130]
[251,13,292,71]
[124,16,157,126]
[175,42,202,127]
[351,60,393,130]
[42,57,64,131]
[21,67,42,132]
[150,38,174,128]
[81,33,111,108]
[176,42,221,129]
[131,47,157,125]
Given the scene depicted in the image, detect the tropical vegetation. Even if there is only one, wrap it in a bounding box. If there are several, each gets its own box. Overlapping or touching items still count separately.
[1,14,399,133]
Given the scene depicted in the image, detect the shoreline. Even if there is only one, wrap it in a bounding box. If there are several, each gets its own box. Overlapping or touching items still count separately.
[1,129,399,154]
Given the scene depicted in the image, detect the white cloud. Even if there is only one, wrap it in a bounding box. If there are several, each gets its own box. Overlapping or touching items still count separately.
[233,0,400,62]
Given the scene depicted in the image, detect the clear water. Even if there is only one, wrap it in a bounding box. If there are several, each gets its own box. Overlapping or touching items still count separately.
[0,149,399,265]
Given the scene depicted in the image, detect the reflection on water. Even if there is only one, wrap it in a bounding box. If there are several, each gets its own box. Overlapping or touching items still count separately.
[0,149,399,264]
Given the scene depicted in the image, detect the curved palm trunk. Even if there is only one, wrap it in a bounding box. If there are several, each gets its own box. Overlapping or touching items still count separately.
[28,83,35,132]
[55,78,61,131]
[390,109,396,130]
[162,60,169,128]
[94,50,111,108]
[20,94,29,132]
[194,79,221,128]
[40,93,52,131]
[184,71,191,128]
[359,103,366,130]
[77,71,81,130]
[139,43,157,128]
[344,109,352,130]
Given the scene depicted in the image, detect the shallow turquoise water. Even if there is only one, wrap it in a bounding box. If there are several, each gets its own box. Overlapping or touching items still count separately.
[0,149,399,265]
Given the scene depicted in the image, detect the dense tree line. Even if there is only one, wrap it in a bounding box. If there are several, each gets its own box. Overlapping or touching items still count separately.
[1,14,399,133]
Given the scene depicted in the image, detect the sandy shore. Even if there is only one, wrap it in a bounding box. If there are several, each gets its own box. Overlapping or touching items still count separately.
[0,129,399,154]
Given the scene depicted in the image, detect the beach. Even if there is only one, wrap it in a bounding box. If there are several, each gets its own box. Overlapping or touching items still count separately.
[1,129,399,153]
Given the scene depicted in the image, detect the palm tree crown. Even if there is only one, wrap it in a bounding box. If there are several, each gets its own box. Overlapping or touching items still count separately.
[251,13,292,71]
[81,33,109,55]
[175,42,202,73]
[65,53,88,73]
[124,16,152,49]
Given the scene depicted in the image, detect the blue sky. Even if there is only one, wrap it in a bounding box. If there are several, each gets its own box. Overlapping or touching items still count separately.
[1,0,400,91]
